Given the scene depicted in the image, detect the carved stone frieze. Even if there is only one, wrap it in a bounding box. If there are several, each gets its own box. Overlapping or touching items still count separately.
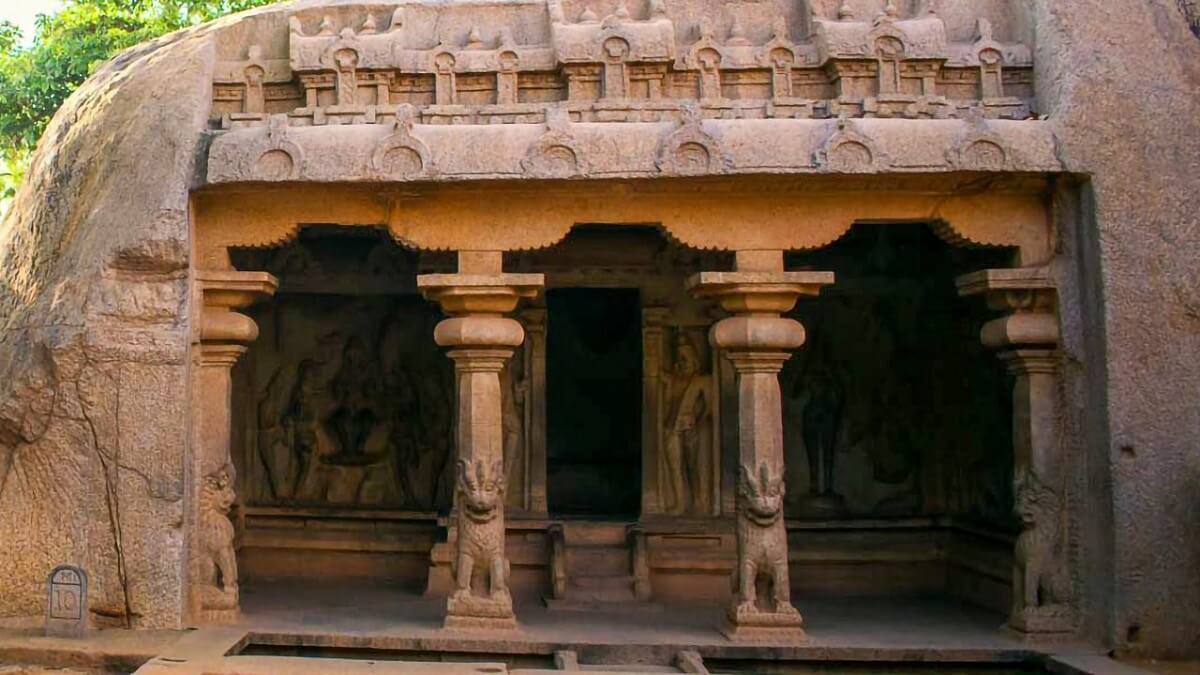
[209,1,1038,132]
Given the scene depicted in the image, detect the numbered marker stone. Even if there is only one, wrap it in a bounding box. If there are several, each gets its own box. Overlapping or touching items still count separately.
[46,565,88,637]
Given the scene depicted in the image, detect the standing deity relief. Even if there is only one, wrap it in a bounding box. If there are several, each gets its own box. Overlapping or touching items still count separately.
[659,328,717,516]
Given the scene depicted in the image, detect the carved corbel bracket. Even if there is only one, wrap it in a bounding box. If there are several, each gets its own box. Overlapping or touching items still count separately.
[196,270,279,354]
[688,270,834,317]
[418,270,544,317]
[814,118,891,173]
[657,102,733,175]
[957,267,1058,349]
[522,108,590,178]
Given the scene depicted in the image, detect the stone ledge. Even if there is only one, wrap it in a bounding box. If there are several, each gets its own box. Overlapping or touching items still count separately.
[206,117,1061,185]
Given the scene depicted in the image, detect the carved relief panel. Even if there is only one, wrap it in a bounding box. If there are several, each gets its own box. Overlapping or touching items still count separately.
[781,224,1013,524]
[232,234,456,512]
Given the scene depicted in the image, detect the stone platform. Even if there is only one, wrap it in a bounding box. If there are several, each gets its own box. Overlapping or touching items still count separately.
[37,581,1145,674]
[0,580,1162,674]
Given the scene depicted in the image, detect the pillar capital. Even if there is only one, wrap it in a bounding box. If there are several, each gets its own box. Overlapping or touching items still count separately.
[417,273,544,315]
[957,267,1056,311]
[687,271,834,316]
[196,270,278,347]
[957,267,1059,351]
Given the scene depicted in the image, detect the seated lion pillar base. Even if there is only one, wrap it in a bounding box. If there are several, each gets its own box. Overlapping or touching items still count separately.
[688,256,834,645]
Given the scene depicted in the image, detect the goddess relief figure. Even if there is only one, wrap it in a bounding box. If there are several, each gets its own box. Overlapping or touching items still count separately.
[661,333,716,516]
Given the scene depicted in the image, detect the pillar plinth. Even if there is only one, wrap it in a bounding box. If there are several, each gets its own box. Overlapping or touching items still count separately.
[418,267,543,633]
[191,271,277,624]
[689,263,833,644]
[957,268,1074,638]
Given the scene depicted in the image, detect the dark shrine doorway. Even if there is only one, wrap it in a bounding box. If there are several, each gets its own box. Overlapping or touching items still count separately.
[546,288,643,516]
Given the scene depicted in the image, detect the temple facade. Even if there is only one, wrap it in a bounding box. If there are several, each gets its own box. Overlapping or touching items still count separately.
[1,0,1198,670]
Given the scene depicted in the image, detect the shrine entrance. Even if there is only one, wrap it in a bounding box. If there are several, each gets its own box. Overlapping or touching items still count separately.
[545,287,643,517]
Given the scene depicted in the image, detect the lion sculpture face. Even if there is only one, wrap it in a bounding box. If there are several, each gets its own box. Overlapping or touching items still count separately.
[739,462,785,525]
[203,465,236,514]
[457,459,505,522]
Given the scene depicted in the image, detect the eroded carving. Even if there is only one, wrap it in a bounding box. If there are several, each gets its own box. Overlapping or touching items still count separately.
[657,103,732,175]
[447,458,516,628]
[729,462,801,629]
[370,105,435,178]
[1012,471,1075,633]
[522,108,589,178]
[193,464,239,621]
[814,118,890,172]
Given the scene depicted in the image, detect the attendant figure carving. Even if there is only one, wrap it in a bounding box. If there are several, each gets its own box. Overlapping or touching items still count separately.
[661,333,715,515]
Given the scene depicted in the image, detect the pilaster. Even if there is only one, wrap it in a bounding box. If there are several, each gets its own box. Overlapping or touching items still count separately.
[418,252,543,633]
[957,267,1075,638]
[190,270,277,624]
[688,250,833,644]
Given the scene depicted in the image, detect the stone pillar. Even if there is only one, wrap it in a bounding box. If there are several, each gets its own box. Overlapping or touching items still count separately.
[957,268,1075,638]
[418,252,543,633]
[521,308,548,515]
[688,251,833,644]
[190,271,277,624]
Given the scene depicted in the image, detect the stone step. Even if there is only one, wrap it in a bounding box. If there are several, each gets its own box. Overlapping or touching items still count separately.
[565,545,630,577]
[561,575,638,604]
[561,522,632,547]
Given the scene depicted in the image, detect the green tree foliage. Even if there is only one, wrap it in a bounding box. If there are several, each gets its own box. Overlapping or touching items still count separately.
[0,1,279,211]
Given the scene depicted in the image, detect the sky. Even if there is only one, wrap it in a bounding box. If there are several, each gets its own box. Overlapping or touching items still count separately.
[1,0,65,43]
